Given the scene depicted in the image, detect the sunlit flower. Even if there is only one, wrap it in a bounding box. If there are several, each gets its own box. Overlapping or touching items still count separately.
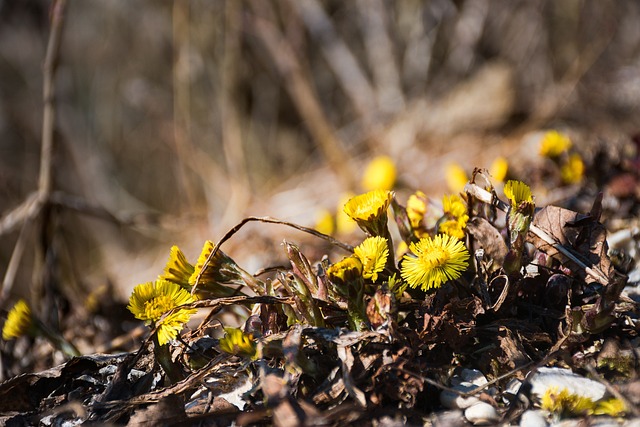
[188,241,251,296]
[539,130,572,157]
[354,237,389,282]
[489,156,509,182]
[127,279,197,345]
[445,163,469,193]
[560,153,584,184]
[335,192,358,235]
[326,256,363,287]
[315,209,335,235]
[362,155,397,191]
[158,245,195,290]
[343,190,393,236]
[344,190,393,224]
[439,194,469,239]
[401,234,469,291]
[593,398,626,417]
[406,191,428,230]
[219,327,257,359]
[541,387,594,418]
[2,299,33,340]
[503,180,533,206]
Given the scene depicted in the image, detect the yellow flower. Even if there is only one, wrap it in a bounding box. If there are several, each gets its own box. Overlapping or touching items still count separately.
[188,241,249,296]
[401,234,469,291]
[127,279,197,345]
[539,130,572,157]
[489,157,509,182]
[541,387,595,417]
[219,327,257,359]
[314,209,335,235]
[439,195,468,239]
[343,190,393,237]
[326,256,363,287]
[445,163,469,193]
[2,299,33,340]
[354,237,389,282]
[406,191,428,229]
[503,180,533,206]
[593,398,626,417]
[560,153,584,184]
[335,192,358,235]
[362,155,397,191]
[158,245,195,289]
[344,190,393,224]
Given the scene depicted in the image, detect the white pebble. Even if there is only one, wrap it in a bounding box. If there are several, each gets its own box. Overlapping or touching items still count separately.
[519,410,548,427]
[464,402,500,425]
[440,382,481,409]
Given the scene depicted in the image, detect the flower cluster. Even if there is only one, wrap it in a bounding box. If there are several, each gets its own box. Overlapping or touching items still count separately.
[539,130,585,185]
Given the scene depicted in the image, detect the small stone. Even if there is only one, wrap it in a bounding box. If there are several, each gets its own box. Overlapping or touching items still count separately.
[519,410,548,427]
[464,402,500,425]
[440,382,481,409]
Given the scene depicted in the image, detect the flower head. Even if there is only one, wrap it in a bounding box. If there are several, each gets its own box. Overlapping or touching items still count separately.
[406,191,428,230]
[326,256,363,288]
[344,190,393,224]
[489,157,509,182]
[127,279,197,345]
[362,156,397,191]
[401,234,470,291]
[560,153,584,184]
[503,180,533,206]
[315,209,335,235]
[343,190,393,237]
[219,327,257,359]
[158,245,195,289]
[188,241,248,295]
[445,163,469,193]
[540,130,572,157]
[541,387,595,418]
[354,237,389,282]
[439,195,469,239]
[2,299,33,340]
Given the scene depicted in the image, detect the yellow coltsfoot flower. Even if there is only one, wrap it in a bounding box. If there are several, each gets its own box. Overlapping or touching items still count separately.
[127,279,197,345]
[489,157,509,183]
[401,234,470,291]
[344,190,394,238]
[2,299,34,340]
[539,130,572,157]
[439,194,469,239]
[314,208,335,236]
[354,236,389,282]
[406,191,428,230]
[445,163,469,193]
[560,153,584,184]
[158,245,195,290]
[503,180,533,206]
[219,327,257,359]
[361,155,397,191]
[541,387,595,418]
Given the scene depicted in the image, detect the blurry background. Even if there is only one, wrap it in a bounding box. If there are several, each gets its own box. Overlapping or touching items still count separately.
[1,0,639,308]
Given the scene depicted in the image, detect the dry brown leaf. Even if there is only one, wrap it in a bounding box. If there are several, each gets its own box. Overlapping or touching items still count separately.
[466,217,508,270]
[528,205,613,284]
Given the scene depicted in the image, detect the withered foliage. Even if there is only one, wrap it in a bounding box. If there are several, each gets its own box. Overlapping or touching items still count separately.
[1,168,640,426]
